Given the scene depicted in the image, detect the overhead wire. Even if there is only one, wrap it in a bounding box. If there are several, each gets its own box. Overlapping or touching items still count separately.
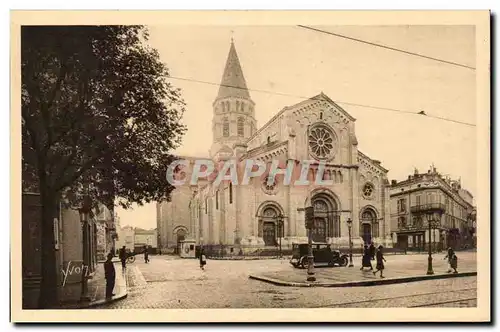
[167,75,476,127]
[296,25,476,71]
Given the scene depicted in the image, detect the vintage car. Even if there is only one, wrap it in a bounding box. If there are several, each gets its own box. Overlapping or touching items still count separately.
[289,243,349,268]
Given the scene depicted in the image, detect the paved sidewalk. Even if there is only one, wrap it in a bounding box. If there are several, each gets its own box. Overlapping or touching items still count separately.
[249,253,477,287]
[59,262,128,309]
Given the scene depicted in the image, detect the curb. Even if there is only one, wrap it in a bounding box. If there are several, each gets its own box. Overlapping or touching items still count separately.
[208,257,286,260]
[248,271,477,287]
[81,292,128,309]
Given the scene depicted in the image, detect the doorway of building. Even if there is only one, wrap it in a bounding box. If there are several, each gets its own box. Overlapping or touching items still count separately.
[263,222,277,246]
[397,234,408,249]
[362,223,372,244]
[312,217,326,242]
[176,229,186,255]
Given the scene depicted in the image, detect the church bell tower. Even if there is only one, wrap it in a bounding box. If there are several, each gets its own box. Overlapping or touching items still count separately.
[210,40,257,160]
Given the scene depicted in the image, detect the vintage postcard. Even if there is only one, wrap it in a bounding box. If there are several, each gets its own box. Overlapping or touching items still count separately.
[11,10,490,323]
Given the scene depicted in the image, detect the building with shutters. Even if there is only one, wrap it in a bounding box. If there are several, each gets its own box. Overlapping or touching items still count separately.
[390,166,476,251]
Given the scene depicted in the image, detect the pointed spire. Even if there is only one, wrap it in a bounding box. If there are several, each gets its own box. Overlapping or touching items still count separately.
[217,40,251,100]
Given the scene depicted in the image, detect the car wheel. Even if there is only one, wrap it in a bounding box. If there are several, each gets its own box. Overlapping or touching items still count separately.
[340,256,348,267]
[301,257,309,269]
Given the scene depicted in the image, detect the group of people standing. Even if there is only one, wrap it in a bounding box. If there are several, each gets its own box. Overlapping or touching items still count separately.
[358,242,459,279]
[360,243,386,278]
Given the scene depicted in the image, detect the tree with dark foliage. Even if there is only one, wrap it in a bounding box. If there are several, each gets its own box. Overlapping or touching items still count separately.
[21,25,186,308]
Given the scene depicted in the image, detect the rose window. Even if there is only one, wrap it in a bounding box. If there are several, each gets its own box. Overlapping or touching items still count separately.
[309,125,335,159]
[363,183,374,198]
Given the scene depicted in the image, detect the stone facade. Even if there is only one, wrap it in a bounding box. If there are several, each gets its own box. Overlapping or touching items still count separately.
[157,41,393,251]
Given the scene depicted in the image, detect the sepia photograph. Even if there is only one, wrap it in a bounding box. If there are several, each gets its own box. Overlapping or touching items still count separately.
[11,10,490,323]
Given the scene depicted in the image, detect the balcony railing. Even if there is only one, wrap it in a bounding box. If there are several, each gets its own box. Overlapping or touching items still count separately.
[410,203,446,214]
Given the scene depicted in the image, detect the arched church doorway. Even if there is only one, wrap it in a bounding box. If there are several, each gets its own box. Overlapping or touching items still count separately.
[311,191,340,242]
[256,203,285,246]
[360,208,379,244]
[263,221,276,246]
[175,228,187,254]
[261,207,278,246]
[361,223,372,244]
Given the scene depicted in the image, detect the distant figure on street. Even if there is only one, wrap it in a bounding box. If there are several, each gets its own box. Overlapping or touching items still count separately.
[104,253,116,298]
[444,247,458,273]
[373,245,386,278]
[360,245,373,271]
[200,249,207,270]
[369,243,376,260]
[119,246,127,269]
[144,245,150,263]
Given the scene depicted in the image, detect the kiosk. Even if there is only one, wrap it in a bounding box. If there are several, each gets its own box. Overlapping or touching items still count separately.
[179,239,197,258]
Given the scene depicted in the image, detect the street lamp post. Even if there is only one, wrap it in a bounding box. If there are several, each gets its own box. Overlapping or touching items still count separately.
[425,210,442,275]
[277,215,283,259]
[346,217,354,267]
[305,206,316,282]
[426,211,434,275]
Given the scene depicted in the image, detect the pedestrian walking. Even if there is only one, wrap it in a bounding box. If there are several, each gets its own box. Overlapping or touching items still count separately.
[444,247,458,273]
[104,252,116,298]
[118,246,127,269]
[369,242,376,260]
[144,245,150,263]
[360,245,373,271]
[373,245,386,278]
[200,249,207,270]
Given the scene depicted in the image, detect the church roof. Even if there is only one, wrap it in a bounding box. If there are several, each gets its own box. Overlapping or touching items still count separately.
[216,40,251,100]
[246,92,355,145]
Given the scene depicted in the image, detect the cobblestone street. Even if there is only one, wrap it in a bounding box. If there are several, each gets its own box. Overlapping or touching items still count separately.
[101,252,477,309]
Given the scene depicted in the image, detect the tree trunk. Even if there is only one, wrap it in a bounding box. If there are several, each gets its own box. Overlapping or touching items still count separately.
[37,187,59,309]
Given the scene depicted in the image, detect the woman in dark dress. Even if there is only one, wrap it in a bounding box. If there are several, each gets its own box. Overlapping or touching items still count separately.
[373,245,386,278]
[444,247,457,273]
[199,249,207,270]
[369,243,376,260]
[360,245,373,270]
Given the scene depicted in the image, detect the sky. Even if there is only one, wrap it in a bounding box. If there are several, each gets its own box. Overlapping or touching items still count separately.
[115,25,477,229]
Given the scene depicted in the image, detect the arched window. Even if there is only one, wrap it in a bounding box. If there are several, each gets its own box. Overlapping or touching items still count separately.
[223,118,229,137]
[241,102,245,112]
[226,101,230,112]
[222,102,226,112]
[237,117,245,137]
[236,101,240,112]
[319,111,323,120]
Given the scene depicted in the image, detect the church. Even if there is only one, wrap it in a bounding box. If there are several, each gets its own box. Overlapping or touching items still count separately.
[156,40,393,253]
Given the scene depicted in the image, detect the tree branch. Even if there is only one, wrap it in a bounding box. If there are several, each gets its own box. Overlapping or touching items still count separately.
[46,60,67,112]
[55,153,105,193]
